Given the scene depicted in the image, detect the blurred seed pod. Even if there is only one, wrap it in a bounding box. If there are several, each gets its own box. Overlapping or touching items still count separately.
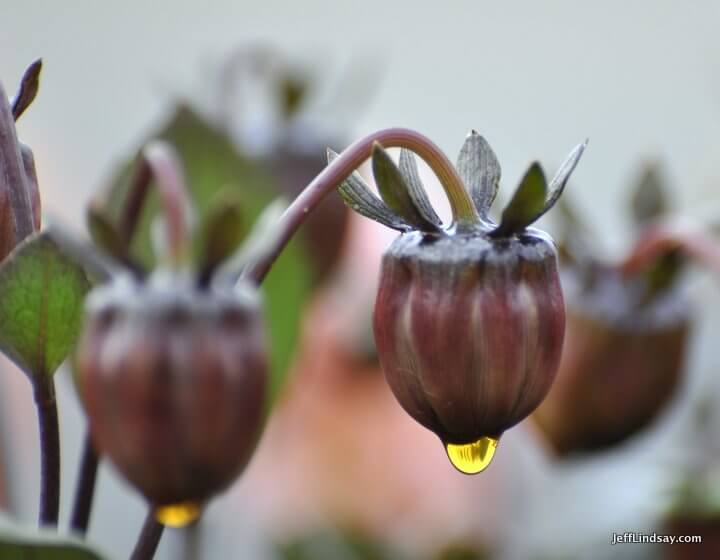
[75,277,268,511]
[532,263,690,454]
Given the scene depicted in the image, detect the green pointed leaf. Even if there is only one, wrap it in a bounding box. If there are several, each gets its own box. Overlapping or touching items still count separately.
[398,149,442,226]
[456,130,501,218]
[86,205,142,275]
[631,163,668,225]
[0,514,104,559]
[492,163,547,237]
[0,230,92,379]
[96,105,312,405]
[328,149,410,232]
[196,191,246,285]
[372,143,439,232]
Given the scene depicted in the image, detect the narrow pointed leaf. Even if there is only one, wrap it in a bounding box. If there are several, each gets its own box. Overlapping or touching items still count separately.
[398,149,442,226]
[492,162,547,236]
[11,59,42,121]
[372,143,439,232]
[456,130,501,217]
[631,163,667,225]
[540,139,588,219]
[328,149,410,232]
[86,205,140,274]
[196,191,246,285]
[0,230,92,379]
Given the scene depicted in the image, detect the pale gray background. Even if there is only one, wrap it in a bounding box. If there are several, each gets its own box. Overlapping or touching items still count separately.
[2,1,720,559]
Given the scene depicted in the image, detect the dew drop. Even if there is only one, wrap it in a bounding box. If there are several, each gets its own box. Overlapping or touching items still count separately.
[445,436,499,474]
[155,501,201,527]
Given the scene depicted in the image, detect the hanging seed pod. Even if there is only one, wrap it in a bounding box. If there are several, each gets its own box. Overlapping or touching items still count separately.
[532,263,689,454]
[75,142,268,526]
[533,167,701,455]
[76,276,267,522]
[335,132,586,473]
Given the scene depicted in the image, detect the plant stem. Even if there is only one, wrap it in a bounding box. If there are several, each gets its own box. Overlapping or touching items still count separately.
[69,432,99,535]
[33,380,60,527]
[117,142,192,264]
[130,510,165,560]
[244,127,478,284]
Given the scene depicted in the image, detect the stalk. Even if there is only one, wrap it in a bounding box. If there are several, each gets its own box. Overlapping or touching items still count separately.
[245,127,477,283]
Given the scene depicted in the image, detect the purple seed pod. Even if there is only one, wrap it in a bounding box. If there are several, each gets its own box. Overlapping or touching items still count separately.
[75,276,268,514]
[334,132,586,473]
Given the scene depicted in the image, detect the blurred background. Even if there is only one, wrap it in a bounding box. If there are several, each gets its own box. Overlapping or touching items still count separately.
[3,1,720,558]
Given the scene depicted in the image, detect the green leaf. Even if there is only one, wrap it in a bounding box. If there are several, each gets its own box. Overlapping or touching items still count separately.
[455,130,501,218]
[371,143,439,232]
[398,149,442,226]
[0,230,92,379]
[86,205,141,274]
[97,105,312,405]
[328,149,410,232]
[492,162,547,236]
[631,163,668,225]
[195,191,246,286]
[0,514,104,559]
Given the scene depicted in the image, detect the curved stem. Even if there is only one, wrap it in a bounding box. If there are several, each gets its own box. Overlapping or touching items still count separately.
[130,510,165,560]
[33,380,60,527]
[69,432,99,535]
[245,127,477,283]
[118,141,192,264]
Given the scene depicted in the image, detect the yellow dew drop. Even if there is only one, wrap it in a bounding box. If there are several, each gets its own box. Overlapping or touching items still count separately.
[445,436,499,474]
[154,501,201,528]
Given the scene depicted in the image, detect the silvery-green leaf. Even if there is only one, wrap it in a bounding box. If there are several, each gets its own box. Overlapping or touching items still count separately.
[492,162,547,237]
[540,139,588,219]
[398,149,442,226]
[631,163,667,225]
[371,144,440,232]
[328,149,410,232]
[456,130,501,217]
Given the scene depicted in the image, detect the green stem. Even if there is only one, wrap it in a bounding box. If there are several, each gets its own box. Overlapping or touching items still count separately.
[245,127,477,283]
[33,380,60,527]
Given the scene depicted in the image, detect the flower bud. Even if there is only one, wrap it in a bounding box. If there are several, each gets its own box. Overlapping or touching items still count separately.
[0,60,43,261]
[75,275,267,524]
[334,132,586,473]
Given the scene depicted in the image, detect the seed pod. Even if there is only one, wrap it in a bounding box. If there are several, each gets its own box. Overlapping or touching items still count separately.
[375,230,565,467]
[75,274,268,520]
[336,132,586,473]
[533,262,690,455]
